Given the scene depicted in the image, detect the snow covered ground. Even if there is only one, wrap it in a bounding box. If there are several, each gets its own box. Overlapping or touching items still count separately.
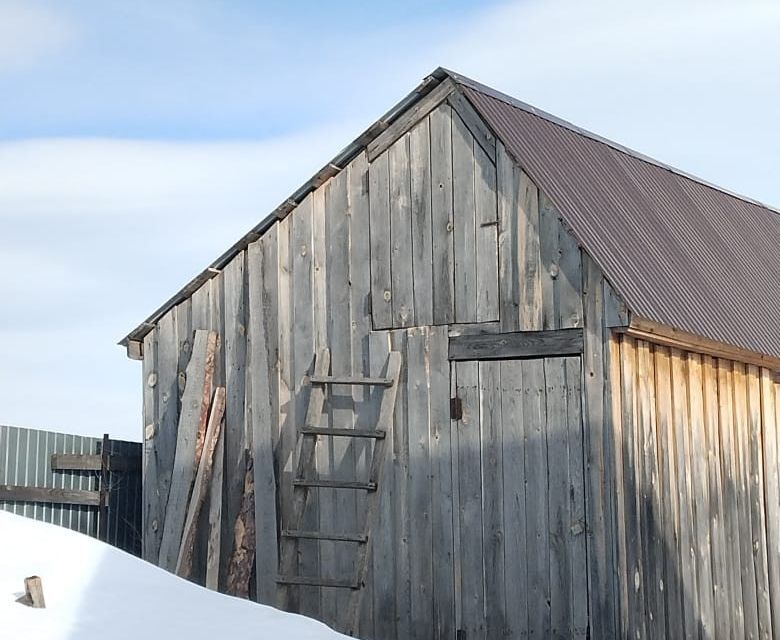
[0,510,351,640]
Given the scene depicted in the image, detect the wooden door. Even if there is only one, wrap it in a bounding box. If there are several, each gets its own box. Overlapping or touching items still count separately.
[452,357,588,639]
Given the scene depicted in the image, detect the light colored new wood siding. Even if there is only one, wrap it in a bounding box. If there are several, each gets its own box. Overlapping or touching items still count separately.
[610,334,780,638]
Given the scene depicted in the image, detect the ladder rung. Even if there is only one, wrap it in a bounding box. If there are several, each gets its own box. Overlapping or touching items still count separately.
[276,575,358,589]
[294,479,377,491]
[309,375,394,387]
[281,529,368,543]
[301,427,386,439]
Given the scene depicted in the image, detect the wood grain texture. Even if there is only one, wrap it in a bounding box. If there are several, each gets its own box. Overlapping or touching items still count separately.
[518,170,542,331]
[155,310,179,533]
[369,152,393,329]
[523,358,550,638]
[429,105,455,325]
[449,328,583,361]
[581,255,617,638]
[500,360,528,638]
[409,118,434,327]
[142,327,159,562]
[158,330,217,573]
[323,168,355,624]
[222,252,248,585]
[452,111,477,324]
[176,387,225,579]
[246,232,279,605]
[454,360,484,639]
[429,326,455,640]
[474,141,499,323]
[479,360,505,637]
[497,142,519,332]
[290,195,319,617]
[0,485,101,506]
[347,150,375,637]
[388,136,415,327]
[407,329,434,639]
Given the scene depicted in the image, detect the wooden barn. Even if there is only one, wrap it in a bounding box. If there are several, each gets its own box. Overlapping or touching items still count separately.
[121,68,780,639]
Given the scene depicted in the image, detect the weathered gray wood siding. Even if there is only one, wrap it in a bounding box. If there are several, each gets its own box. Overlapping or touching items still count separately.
[140,95,626,638]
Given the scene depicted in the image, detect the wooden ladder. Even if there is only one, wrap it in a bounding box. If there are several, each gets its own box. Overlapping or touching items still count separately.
[276,348,402,634]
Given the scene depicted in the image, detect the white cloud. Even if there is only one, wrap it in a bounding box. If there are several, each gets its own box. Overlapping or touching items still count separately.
[2,0,780,441]
[0,122,360,439]
[0,2,74,72]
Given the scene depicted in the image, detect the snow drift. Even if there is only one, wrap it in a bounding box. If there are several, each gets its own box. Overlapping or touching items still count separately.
[0,510,351,639]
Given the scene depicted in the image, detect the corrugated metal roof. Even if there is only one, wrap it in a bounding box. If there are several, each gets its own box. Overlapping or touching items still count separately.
[459,77,780,359]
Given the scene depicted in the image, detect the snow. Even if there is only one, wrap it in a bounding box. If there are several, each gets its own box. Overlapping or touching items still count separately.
[0,511,352,640]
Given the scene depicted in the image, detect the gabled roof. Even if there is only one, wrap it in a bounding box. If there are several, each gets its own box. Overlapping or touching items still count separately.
[122,68,780,360]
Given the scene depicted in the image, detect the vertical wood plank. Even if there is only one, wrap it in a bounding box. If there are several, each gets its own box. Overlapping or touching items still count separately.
[222,252,248,583]
[323,169,355,624]
[479,359,505,636]
[637,340,666,638]
[205,271,225,591]
[717,360,746,637]
[497,142,519,332]
[702,355,732,637]
[390,330,412,639]
[582,256,616,637]
[369,152,393,329]
[247,233,279,605]
[191,281,210,331]
[291,194,319,618]
[142,327,160,562]
[312,181,335,621]
[620,336,646,639]
[546,356,572,637]
[654,345,684,638]
[733,362,760,639]
[474,142,499,323]
[523,357,550,638]
[429,326,456,640]
[610,337,629,637]
[452,111,477,324]
[429,104,455,325]
[348,151,374,634]
[407,328,434,639]
[276,214,294,560]
[557,225,583,329]
[410,118,434,327]
[388,136,415,328]
[747,365,773,638]
[671,350,701,638]
[566,356,588,638]
[761,369,780,637]
[688,354,716,637]
[539,194,560,331]
[455,359,484,638]
[370,331,395,640]
[156,310,179,521]
[518,171,542,331]
[500,360,528,638]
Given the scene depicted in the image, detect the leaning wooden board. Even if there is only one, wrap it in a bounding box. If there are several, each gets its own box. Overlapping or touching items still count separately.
[157,330,218,573]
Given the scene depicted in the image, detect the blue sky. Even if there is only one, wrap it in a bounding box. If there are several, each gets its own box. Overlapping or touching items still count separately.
[1,0,779,440]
